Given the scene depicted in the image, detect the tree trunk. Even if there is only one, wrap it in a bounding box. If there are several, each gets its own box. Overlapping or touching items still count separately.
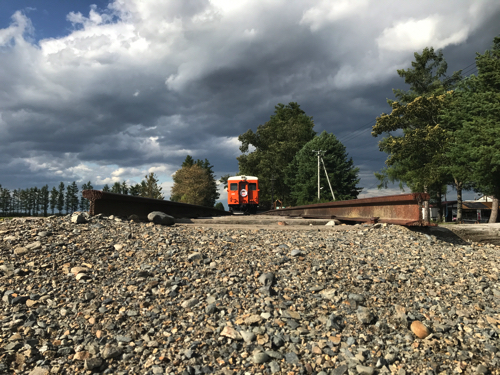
[436,190,442,222]
[455,179,463,222]
[489,197,498,223]
[423,186,430,223]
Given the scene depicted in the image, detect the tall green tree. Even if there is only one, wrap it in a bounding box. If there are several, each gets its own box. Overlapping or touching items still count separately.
[441,35,500,222]
[111,182,122,194]
[285,131,361,205]
[65,182,79,213]
[50,187,58,215]
[172,155,220,207]
[121,181,129,195]
[31,187,39,215]
[140,173,164,199]
[40,185,49,217]
[57,182,65,214]
[238,102,316,207]
[171,164,213,205]
[0,185,11,216]
[372,47,462,221]
[12,189,20,215]
[102,184,110,192]
[80,181,93,211]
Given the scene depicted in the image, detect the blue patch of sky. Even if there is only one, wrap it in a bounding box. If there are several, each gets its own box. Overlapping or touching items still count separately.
[0,0,112,41]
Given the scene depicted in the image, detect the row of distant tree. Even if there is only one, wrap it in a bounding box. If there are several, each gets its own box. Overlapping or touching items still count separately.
[0,172,169,217]
[0,181,92,217]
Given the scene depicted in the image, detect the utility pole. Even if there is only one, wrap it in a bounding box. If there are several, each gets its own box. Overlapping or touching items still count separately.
[321,156,335,201]
[312,150,323,201]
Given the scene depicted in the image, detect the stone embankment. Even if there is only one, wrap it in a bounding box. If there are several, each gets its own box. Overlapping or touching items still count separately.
[1,213,499,375]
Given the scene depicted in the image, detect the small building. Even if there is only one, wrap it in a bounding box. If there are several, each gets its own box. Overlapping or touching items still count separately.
[441,200,498,223]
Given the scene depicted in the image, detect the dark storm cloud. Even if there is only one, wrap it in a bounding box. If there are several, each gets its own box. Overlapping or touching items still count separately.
[0,0,499,197]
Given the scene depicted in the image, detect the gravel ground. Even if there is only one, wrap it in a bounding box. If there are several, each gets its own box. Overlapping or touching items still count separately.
[1,213,499,375]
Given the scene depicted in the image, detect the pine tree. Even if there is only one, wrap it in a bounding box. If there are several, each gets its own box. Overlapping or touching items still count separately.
[80,181,93,211]
[40,185,49,217]
[69,182,79,212]
[50,187,58,215]
[441,35,500,222]
[372,47,462,221]
[32,187,40,215]
[0,185,11,216]
[57,182,65,214]
[111,182,122,194]
[129,184,142,196]
[285,131,361,205]
[140,173,163,199]
[121,181,129,195]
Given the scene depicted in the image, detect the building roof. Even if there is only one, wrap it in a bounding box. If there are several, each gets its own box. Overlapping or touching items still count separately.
[462,201,491,210]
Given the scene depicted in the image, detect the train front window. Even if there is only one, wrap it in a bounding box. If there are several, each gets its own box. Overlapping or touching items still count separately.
[249,183,257,191]
[230,183,238,191]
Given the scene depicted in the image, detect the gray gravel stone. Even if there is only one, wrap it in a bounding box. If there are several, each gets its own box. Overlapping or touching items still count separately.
[147,211,175,225]
[253,352,270,364]
[1,216,499,374]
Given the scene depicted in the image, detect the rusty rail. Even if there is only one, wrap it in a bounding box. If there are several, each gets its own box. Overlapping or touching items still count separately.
[82,190,231,219]
[263,193,430,226]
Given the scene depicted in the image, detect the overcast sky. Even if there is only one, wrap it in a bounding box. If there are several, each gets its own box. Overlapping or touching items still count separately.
[1,0,499,203]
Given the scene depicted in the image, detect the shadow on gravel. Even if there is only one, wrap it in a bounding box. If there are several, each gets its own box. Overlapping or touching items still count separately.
[409,226,470,246]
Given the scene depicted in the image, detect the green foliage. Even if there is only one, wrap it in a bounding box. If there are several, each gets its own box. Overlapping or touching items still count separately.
[140,173,164,199]
[65,182,79,213]
[111,182,122,194]
[80,181,93,211]
[219,174,231,190]
[102,184,110,192]
[214,202,225,211]
[237,102,316,207]
[372,47,461,193]
[171,156,220,207]
[285,131,361,205]
[57,182,65,214]
[49,187,58,215]
[441,36,500,199]
[40,185,49,216]
[121,181,128,195]
[129,184,142,196]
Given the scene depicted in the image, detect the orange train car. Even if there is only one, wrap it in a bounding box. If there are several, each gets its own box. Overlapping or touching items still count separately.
[227,175,259,214]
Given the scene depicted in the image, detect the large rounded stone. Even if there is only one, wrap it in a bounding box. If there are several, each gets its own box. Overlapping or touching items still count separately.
[411,320,431,339]
[253,352,270,364]
[147,211,175,225]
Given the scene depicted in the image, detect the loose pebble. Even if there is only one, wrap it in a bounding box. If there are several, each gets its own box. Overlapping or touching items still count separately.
[0,215,499,374]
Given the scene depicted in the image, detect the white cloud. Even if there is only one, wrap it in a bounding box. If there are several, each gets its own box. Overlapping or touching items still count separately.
[377,16,469,52]
[0,11,33,45]
[300,0,370,31]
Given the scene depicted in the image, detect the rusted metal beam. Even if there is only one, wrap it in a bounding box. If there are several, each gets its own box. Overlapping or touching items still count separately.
[82,190,231,219]
[263,193,429,226]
